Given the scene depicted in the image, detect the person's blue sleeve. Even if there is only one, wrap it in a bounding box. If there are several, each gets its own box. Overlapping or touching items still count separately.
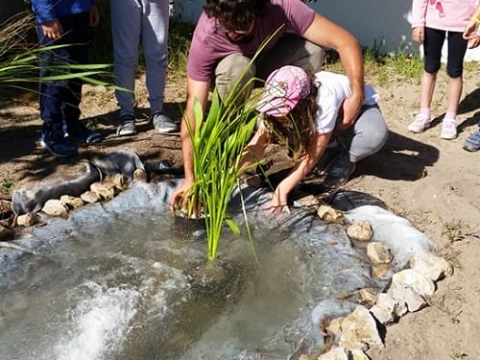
[30,0,57,24]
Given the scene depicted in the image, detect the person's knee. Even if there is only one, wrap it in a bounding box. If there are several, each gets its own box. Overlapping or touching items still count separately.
[303,42,324,73]
[215,54,255,99]
[446,64,463,78]
[424,60,441,74]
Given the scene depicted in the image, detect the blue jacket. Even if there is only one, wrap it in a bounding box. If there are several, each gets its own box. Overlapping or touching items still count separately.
[31,0,95,24]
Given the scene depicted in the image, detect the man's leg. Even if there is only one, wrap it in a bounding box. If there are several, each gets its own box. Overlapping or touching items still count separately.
[215,53,256,101]
[256,34,324,80]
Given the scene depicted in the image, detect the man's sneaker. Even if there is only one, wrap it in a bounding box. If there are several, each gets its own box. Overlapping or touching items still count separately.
[463,129,480,152]
[151,111,179,134]
[117,113,137,137]
[65,120,103,144]
[408,114,430,133]
[323,151,356,188]
[440,118,457,140]
[41,126,77,158]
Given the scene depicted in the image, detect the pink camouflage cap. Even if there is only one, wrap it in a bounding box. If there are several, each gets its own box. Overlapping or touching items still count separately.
[256,65,311,117]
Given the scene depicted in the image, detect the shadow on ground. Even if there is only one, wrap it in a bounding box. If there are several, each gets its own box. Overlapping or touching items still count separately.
[0,101,185,187]
[428,87,480,133]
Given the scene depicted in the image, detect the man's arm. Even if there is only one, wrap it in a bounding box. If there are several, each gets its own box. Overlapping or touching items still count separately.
[302,14,364,130]
[169,77,210,211]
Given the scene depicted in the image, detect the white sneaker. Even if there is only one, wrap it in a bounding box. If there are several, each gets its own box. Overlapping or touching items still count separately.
[408,114,431,133]
[440,118,457,140]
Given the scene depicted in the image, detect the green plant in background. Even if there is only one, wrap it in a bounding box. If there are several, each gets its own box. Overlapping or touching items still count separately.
[0,12,123,100]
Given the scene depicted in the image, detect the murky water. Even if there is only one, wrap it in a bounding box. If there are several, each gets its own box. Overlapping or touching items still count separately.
[0,183,431,360]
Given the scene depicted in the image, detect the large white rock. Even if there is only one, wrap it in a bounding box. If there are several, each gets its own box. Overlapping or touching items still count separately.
[392,269,435,297]
[41,199,69,217]
[317,347,349,360]
[409,252,453,281]
[387,281,426,313]
[339,306,384,350]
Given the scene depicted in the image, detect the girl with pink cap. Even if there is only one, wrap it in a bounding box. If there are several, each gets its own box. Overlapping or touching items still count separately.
[241,65,388,215]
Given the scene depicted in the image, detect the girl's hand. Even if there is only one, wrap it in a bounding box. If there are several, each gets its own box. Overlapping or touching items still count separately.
[412,27,425,44]
[464,20,479,40]
[263,191,291,216]
[468,35,480,49]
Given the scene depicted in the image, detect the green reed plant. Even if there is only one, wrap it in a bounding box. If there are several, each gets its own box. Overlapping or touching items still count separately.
[187,86,260,262]
[183,31,282,263]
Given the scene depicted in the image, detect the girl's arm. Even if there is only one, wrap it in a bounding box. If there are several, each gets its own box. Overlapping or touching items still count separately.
[238,125,270,174]
[464,4,480,43]
[266,132,332,216]
[411,0,428,44]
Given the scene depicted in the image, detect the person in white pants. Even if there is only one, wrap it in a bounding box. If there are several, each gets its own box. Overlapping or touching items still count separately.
[111,0,179,136]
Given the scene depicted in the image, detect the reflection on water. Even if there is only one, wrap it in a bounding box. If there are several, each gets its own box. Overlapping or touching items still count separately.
[0,184,393,360]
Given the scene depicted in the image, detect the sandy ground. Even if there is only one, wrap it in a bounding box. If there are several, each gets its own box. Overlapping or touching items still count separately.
[1,68,480,360]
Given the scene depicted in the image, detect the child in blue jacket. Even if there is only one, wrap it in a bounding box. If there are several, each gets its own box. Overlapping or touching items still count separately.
[31,0,102,157]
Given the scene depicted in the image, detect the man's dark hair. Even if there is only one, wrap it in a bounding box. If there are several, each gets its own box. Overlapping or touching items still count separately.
[204,0,270,31]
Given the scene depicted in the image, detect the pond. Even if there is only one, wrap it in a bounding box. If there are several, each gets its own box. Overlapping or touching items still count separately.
[0,182,433,360]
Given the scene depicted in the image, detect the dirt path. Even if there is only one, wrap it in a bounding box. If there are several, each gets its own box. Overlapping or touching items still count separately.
[1,69,480,360]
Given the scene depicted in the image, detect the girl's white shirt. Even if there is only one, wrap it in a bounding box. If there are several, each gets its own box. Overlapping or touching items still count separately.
[314,71,379,134]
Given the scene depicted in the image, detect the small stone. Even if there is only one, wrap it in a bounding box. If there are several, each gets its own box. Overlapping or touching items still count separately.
[371,264,391,279]
[80,191,101,204]
[366,242,393,264]
[0,200,12,216]
[357,288,378,307]
[110,173,128,190]
[60,195,84,209]
[41,199,69,217]
[296,195,320,207]
[90,182,116,200]
[16,213,40,227]
[409,252,453,281]
[317,205,345,224]
[133,168,147,183]
[346,221,373,241]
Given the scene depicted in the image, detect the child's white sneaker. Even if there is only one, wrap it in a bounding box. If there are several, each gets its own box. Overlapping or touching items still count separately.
[408,114,430,133]
[440,118,457,140]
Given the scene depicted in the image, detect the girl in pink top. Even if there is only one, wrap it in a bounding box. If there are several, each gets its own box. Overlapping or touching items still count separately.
[409,0,480,140]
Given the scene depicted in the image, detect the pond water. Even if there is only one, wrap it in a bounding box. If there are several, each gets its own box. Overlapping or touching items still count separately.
[0,182,432,360]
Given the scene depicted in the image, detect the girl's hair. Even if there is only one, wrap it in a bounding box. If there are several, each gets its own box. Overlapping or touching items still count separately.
[264,77,319,160]
[204,0,270,31]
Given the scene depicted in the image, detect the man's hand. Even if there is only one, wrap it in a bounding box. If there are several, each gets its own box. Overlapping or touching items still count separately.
[90,5,100,27]
[169,179,193,214]
[412,26,425,44]
[42,19,63,40]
